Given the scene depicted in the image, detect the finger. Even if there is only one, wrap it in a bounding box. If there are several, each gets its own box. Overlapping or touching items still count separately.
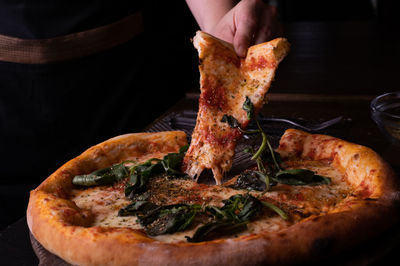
[209,9,236,44]
[254,26,272,44]
[233,16,258,57]
[254,5,279,44]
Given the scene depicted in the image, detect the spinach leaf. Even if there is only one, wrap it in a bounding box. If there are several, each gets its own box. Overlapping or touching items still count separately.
[221,114,261,135]
[243,96,254,120]
[124,147,189,197]
[220,194,286,222]
[118,194,287,241]
[186,194,287,242]
[119,201,201,236]
[124,159,164,197]
[230,171,273,192]
[221,114,241,128]
[218,194,262,222]
[179,144,189,153]
[118,200,158,217]
[161,152,187,177]
[273,169,331,186]
[145,206,198,236]
[186,221,248,243]
[72,162,129,186]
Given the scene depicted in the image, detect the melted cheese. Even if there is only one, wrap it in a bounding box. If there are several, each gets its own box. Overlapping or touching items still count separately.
[71,187,140,228]
[69,159,351,243]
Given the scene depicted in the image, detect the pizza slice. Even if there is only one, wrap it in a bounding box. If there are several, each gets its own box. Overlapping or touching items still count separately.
[183,31,290,184]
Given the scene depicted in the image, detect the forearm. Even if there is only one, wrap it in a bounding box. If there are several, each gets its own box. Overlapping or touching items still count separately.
[185,0,239,31]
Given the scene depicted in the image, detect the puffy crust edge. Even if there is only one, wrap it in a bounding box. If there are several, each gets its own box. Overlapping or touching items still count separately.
[277,129,400,201]
[27,130,400,265]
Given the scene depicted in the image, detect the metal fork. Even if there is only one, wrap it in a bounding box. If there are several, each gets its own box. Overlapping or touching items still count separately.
[169,111,348,132]
[258,116,345,132]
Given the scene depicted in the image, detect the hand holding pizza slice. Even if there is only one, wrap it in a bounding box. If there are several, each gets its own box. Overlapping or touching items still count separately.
[183,31,290,184]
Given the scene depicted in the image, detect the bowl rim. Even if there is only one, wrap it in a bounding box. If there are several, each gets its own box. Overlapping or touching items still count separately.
[371,91,400,120]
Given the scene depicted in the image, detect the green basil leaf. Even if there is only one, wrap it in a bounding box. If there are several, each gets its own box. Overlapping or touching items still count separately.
[237,196,262,221]
[136,203,199,236]
[186,221,248,243]
[221,114,241,128]
[312,175,332,185]
[72,162,129,187]
[118,201,158,217]
[145,210,196,236]
[124,147,189,197]
[276,169,314,182]
[125,161,164,197]
[161,152,186,176]
[219,194,263,222]
[230,171,272,191]
[273,169,331,186]
[179,144,189,153]
[242,96,254,120]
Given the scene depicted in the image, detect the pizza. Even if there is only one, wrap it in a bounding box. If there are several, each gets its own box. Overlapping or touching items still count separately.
[27,129,400,265]
[27,31,400,265]
[183,31,290,184]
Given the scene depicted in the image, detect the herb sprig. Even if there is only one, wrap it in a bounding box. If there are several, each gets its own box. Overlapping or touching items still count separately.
[222,96,331,191]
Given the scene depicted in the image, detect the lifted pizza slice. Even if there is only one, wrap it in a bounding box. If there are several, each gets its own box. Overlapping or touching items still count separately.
[183,31,290,184]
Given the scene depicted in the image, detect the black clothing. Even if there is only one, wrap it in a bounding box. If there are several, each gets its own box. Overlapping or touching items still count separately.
[0,1,140,39]
[0,35,155,182]
[0,1,197,230]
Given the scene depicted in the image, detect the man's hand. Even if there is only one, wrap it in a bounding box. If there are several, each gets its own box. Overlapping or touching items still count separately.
[210,0,280,57]
[186,0,281,57]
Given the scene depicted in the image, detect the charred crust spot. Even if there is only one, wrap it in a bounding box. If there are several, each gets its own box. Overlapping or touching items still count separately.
[353,153,360,160]
[311,237,335,257]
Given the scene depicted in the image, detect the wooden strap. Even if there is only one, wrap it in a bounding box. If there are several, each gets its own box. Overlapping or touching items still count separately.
[0,12,143,64]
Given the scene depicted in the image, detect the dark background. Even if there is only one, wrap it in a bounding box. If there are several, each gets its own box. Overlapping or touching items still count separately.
[1,0,399,230]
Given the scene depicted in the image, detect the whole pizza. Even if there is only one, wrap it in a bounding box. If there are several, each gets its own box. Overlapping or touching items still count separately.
[27,32,400,265]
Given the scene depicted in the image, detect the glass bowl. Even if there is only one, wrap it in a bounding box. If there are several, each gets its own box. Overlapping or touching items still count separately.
[371,92,400,146]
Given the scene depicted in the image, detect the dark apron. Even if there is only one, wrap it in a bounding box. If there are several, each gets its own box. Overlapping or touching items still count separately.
[0,12,171,184]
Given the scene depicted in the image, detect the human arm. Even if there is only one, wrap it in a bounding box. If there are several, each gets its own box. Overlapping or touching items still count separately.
[186,0,280,57]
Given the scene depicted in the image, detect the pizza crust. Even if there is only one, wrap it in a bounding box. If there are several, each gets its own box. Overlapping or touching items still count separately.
[277,129,400,201]
[27,130,400,265]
